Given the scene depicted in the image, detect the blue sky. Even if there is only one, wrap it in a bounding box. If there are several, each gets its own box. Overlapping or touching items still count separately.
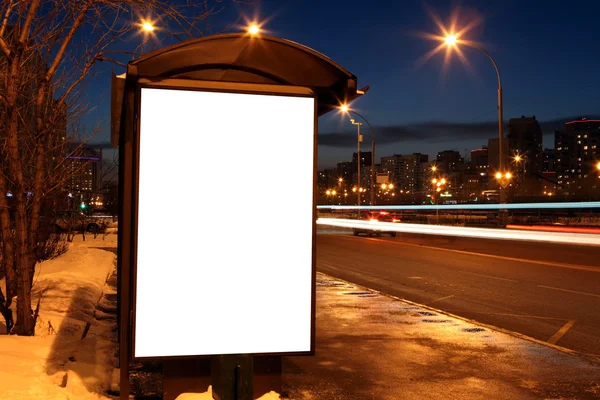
[91,0,600,168]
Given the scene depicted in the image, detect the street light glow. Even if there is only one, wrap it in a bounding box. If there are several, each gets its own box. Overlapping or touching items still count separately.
[340,104,349,113]
[445,34,458,46]
[431,166,438,172]
[495,172,502,179]
[248,24,260,35]
[505,172,512,179]
[514,155,522,162]
[440,178,447,184]
[141,21,155,32]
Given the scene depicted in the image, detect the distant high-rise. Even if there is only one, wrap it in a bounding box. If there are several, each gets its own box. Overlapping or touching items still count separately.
[464,147,489,198]
[469,147,489,172]
[66,146,101,200]
[436,150,465,198]
[436,150,465,174]
[543,149,556,172]
[555,118,600,196]
[380,153,429,193]
[507,116,543,176]
[336,161,353,183]
[351,151,372,186]
[317,168,336,188]
[487,138,509,174]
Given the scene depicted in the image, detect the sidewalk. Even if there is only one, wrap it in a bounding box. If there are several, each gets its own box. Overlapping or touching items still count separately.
[0,235,118,400]
[283,273,600,399]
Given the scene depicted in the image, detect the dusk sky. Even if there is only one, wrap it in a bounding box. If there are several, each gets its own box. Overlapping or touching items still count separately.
[93,0,600,169]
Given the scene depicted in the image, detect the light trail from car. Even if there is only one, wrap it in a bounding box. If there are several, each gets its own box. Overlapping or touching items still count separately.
[316,218,600,246]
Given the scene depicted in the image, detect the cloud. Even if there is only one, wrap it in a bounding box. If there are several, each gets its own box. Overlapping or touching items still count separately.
[318,115,600,148]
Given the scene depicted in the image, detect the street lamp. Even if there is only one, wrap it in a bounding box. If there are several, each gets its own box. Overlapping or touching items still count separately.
[142,21,155,32]
[342,105,377,205]
[431,177,447,223]
[248,23,260,35]
[351,118,363,209]
[443,34,508,203]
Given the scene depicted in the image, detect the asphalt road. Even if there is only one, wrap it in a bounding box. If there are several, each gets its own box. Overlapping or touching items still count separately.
[316,228,600,357]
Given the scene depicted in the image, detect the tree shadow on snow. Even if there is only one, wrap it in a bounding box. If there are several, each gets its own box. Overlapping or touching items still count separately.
[45,285,117,395]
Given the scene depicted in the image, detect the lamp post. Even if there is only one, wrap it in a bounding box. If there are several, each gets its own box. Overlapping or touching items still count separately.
[351,118,363,210]
[342,106,377,205]
[431,177,446,223]
[444,34,508,204]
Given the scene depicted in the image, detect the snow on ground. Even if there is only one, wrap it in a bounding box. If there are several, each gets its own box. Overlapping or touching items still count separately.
[175,387,281,399]
[0,234,117,400]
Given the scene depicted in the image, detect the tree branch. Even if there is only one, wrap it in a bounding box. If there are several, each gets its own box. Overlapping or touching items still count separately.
[46,1,92,80]
[0,0,14,38]
[0,36,10,58]
[18,0,41,46]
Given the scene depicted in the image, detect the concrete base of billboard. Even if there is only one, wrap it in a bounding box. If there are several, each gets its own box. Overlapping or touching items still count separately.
[162,356,282,400]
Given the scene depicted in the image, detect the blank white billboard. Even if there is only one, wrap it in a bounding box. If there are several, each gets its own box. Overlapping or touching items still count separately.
[134,86,315,358]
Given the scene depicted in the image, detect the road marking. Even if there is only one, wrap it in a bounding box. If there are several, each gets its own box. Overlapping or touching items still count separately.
[548,320,576,345]
[458,270,518,282]
[354,237,600,273]
[445,310,568,321]
[538,285,600,298]
[429,295,455,304]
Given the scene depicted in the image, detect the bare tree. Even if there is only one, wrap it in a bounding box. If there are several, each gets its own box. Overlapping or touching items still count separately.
[0,0,253,335]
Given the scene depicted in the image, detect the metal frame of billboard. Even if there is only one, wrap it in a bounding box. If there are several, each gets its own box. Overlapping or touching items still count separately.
[121,78,318,362]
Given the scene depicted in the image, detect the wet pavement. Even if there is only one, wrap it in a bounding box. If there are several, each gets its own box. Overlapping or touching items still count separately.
[283,273,600,399]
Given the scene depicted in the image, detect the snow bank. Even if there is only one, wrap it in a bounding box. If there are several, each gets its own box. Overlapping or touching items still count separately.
[0,235,117,399]
[175,386,281,399]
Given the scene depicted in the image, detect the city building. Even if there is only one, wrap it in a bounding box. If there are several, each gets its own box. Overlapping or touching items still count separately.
[65,145,102,202]
[487,138,509,174]
[470,147,489,171]
[543,148,556,172]
[318,168,337,192]
[433,150,465,198]
[436,150,465,174]
[351,151,372,187]
[336,161,353,184]
[507,116,544,195]
[380,153,429,193]
[555,118,600,197]
[464,147,489,200]
[507,116,543,176]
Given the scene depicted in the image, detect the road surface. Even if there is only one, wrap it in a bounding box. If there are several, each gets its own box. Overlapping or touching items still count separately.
[316,228,600,356]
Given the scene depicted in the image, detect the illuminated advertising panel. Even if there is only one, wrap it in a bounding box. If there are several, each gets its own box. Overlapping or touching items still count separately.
[134,86,315,358]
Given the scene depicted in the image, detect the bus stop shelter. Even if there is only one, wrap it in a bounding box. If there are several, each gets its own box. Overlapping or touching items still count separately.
[111,32,364,400]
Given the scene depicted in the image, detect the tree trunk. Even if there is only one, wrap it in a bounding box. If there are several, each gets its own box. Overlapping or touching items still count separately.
[4,54,35,335]
[14,253,35,335]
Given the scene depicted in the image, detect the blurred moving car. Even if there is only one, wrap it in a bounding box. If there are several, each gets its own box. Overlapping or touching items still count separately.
[352,211,400,237]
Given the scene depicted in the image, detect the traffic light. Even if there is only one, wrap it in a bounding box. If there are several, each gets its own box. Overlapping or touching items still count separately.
[80,202,86,209]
